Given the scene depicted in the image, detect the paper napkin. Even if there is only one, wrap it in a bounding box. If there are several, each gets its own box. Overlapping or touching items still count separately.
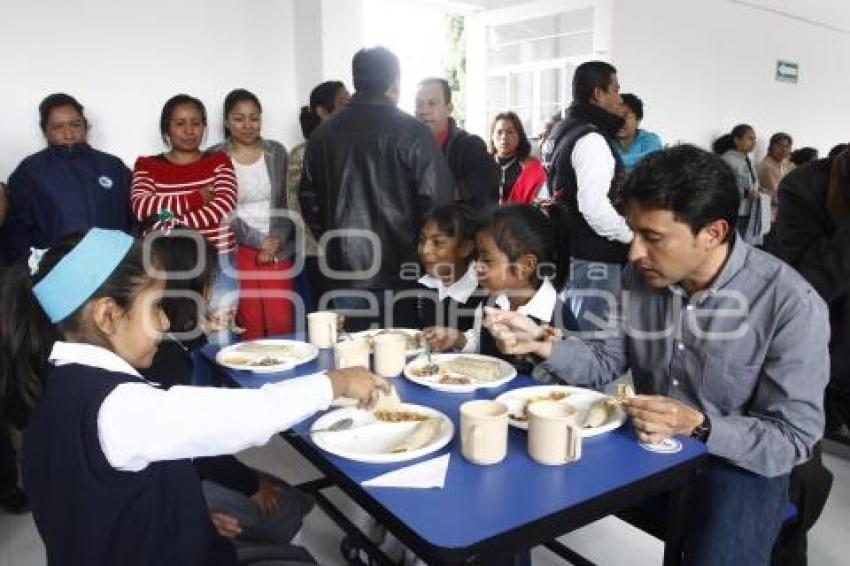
[361,453,450,489]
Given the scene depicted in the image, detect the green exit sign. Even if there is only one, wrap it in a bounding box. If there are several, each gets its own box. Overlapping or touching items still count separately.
[776,60,799,84]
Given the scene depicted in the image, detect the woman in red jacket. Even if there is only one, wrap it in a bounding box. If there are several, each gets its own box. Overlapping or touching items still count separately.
[130,94,239,339]
[489,112,547,205]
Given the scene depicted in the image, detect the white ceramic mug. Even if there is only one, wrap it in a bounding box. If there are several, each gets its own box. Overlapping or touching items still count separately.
[460,400,509,465]
[307,311,338,348]
[527,400,582,466]
[372,333,407,377]
[334,338,370,369]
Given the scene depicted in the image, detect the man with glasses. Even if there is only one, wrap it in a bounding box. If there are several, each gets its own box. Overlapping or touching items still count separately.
[415,77,498,208]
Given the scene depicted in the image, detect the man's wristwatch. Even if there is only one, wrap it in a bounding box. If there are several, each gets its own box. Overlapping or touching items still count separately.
[690,412,711,443]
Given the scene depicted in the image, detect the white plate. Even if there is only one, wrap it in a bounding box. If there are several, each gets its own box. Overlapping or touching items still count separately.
[495,385,626,437]
[216,339,319,373]
[404,353,517,393]
[310,404,454,464]
[346,328,424,357]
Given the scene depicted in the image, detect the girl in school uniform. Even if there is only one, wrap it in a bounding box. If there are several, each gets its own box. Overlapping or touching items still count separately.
[413,204,486,352]
[0,228,386,566]
[473,205,577,373]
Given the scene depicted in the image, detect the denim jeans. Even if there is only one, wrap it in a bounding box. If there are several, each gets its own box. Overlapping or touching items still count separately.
[737,215,751,238]
[562,258,623,334]
[632,457,789,566]
[208,250,239,345]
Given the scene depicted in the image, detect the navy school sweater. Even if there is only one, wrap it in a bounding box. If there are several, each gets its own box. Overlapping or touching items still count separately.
[22,363,236,566]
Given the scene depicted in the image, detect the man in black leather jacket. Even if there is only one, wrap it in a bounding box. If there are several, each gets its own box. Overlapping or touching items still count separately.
[300,47,453,328]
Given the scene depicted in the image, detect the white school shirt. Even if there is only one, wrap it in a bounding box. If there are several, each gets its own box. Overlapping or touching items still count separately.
[49,341,333,473]
[417,263,479,303]
[466,279,559,353]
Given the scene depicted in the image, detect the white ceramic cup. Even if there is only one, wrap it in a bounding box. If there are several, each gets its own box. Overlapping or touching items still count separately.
[527,400,582,466]
[460,400,509,465]
[307,311,338,348]
[334,338,370,369]
[372,333,407,377]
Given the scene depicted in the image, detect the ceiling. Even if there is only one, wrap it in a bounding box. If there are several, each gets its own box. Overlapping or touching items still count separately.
[731,0,850,33]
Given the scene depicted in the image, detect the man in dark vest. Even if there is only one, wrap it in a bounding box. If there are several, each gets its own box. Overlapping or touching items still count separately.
[415,77,499,209]
[544,61,630,332]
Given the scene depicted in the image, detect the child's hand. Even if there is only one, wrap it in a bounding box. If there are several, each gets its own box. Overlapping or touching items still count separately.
[422,326,465,351]
[210,512,242,538]
[483,307,544,340]
[252,477,280,517]
[203,306,244,335]
[327,367,391,409]
[260,236,281,255]
[483,308,551,358]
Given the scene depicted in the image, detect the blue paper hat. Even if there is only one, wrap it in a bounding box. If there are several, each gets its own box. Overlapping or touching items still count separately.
[33,229,135,323]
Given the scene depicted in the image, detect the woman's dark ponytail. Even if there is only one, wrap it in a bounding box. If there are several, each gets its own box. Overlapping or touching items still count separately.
[712,134,734,155]
[713,124,753,155]
[299,105,320,140]
[0,263,57,427]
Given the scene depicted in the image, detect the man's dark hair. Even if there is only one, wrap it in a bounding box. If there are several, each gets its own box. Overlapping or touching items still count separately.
[620,93,644,120]
[418,77,451,105]
[38,93,87,133]
[159,94,207,144]
[572,61,617,104]
[829,143,848,159]
[790,147,818,167]
[768,132,792,148]
[621,144,740,243]
[352,47,400,95]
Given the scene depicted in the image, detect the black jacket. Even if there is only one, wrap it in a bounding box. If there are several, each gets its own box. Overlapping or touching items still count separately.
[546,103,628,264]
[300,94,454,290]
[775,157,850,389]
[444,118,499,209]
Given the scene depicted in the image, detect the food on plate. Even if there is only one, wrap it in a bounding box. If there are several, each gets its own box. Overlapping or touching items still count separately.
[510,390,570,421]
[390,417,442,453]
[583,399,610,428]
[374,410,431,423]
[440,356,503,380]
[438,374,471,385]
[219,354,254,366]
[250,356,286,367]
[234,343,297,357]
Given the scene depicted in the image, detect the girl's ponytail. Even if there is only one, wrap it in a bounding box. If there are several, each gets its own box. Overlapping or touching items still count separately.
[0,229,151,426]
[0,262,56,427]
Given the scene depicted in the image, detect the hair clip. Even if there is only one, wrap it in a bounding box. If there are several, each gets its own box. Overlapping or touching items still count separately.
[28,247,47,276]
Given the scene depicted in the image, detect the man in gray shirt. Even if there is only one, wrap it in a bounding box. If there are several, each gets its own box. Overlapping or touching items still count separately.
[485,145,829,565]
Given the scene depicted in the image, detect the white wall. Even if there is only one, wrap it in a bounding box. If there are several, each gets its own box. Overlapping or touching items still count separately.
[611,0,850,157]
[0,0,300,179]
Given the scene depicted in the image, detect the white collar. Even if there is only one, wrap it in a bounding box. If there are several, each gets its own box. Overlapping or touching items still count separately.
[418,263,479,303]
[49,341,148,381]
[493,279,558,322]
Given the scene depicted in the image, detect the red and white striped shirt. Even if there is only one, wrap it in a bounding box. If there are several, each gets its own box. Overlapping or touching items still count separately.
[130,151,237,252]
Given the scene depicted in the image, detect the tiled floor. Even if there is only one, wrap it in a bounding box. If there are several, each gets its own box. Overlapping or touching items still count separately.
[3,437,849,565]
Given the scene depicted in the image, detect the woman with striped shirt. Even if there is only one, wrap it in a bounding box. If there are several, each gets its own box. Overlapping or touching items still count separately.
[130,94,239,338]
